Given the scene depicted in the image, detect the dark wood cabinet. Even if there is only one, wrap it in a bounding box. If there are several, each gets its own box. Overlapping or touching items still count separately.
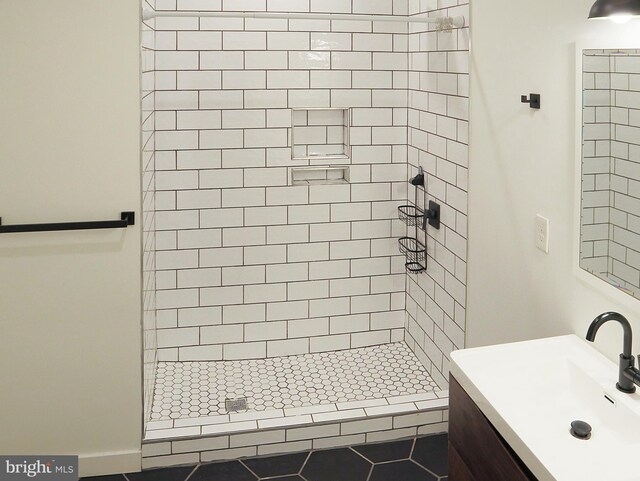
[449,376,538,481]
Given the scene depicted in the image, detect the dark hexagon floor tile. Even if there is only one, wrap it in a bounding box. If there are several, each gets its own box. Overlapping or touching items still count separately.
[189,461,257,481]
[81,475,127,481]
[352,439,414,463]
[126,466,195,481]
[369,461,438,481]
[302,448,372,481]
[260,477,304,481]
[411,433,448,477]
[242,452,308,478]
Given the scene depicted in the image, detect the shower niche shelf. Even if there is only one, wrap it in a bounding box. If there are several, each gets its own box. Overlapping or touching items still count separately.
[399,236,426,273]
[290,166,350,186]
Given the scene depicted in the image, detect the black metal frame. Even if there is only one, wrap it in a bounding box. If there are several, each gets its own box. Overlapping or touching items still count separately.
[0,211,135,234]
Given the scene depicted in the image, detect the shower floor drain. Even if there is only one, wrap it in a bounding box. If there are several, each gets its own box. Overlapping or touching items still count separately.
[225,397,248,413]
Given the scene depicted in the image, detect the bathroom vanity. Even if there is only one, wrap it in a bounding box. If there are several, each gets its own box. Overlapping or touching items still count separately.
[449,335,640,481]
[449,376,536,481]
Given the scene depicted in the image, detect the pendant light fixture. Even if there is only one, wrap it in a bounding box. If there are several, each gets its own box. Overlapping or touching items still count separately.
[588,0,640,22]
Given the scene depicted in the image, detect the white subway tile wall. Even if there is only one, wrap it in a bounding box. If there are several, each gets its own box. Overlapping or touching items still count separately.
[142,0,158,432]
[581,50,640,293]
[404,0,469,389]
[153,0,417,362]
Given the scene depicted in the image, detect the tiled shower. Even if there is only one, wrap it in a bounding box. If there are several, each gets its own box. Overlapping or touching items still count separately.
[581,49,640,295]
[141,0,469,468]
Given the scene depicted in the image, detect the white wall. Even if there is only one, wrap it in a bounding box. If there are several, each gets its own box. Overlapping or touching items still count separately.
[468,0,640,360]
[0,1,142,476]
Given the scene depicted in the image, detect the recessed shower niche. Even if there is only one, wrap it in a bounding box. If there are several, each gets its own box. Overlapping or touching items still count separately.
[291,108,351,162]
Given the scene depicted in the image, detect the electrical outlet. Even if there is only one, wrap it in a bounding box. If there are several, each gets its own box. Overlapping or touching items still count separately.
[535,215,549,253]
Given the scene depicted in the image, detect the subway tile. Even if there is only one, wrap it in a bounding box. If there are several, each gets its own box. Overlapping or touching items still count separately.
[229,429,285,448]
[330,312,370,334]
[288,317,329,338]
[245,51,288,70]
[202,421,258,436]
[222,188,266,208]
[200,51,245,70]
[267,338,310,357]
[178,306,223,327]
[223,304,266,325]
[223,31,267,50]
[142,453,199,469]
[200,208,244,228]
[267,225,309,245]
[289,51,331,69]
[200,129,244,149]
[267,300,309,321]
[156,51,199,71]
[223,70,267,90]
[245,320,287,341]
[201,447,258,463]
[172,436,228,454]
[156,327,199,349]
[177,268,221,288]
[245,167,288,187]
[268,32,310,50]
[310,71,352,89]
[177,150,222,170]
[310,222,351,242]
[351,329,391,347]
[221,110,267,129]
[267,186,309,205]
[288,280,329,300]
[200,90,244,110]
[222,148,266,168]
[330,240,371,260]
[170,335,222,359]
[200,286,244,306]
[268,71,310,89]
[288,242,330,262]
[244,282,287,304]
[341,417,393,435]
[244,206,287,226]
[245,128,289,148]
[223,226,266,247]
[308,259,350,280]
[289,205,330,224]
[177,31,222,50]
[244,245,288,265]
[313,434,367,450]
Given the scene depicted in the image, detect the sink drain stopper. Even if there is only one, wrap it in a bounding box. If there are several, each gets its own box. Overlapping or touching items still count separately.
[570,420,592,440]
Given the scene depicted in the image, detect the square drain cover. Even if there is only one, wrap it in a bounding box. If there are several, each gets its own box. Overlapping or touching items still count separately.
[225,397,248,413]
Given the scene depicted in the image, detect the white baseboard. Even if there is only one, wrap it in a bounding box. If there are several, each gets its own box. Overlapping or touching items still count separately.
[79,449,141,477]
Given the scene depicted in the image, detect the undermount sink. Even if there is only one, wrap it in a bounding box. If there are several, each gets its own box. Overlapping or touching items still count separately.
[451,335,640,481]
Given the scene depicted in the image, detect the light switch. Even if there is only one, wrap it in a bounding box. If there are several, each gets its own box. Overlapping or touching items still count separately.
[535,215,549,253]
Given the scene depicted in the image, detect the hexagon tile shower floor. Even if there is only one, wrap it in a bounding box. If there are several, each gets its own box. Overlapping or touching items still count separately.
[150,342,440,421]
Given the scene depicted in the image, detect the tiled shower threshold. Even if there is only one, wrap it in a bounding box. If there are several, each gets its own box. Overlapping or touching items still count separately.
[144,342,448,443]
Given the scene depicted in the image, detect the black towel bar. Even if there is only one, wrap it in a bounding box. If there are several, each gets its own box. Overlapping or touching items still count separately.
[0,211,135,233]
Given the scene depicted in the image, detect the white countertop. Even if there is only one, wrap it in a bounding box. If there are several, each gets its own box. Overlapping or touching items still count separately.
[451,335,640,481]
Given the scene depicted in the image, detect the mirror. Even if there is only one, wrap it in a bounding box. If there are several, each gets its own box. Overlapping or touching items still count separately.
[580,48,640,301]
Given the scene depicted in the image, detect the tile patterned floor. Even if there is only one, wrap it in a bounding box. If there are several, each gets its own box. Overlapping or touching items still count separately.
[83,434,449,481]
[151,343,440,420]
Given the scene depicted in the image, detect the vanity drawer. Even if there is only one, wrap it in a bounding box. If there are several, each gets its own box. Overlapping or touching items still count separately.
[449,376,537,481]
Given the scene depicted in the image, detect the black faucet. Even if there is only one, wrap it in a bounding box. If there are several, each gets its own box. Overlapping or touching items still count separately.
[586,312,640,393]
